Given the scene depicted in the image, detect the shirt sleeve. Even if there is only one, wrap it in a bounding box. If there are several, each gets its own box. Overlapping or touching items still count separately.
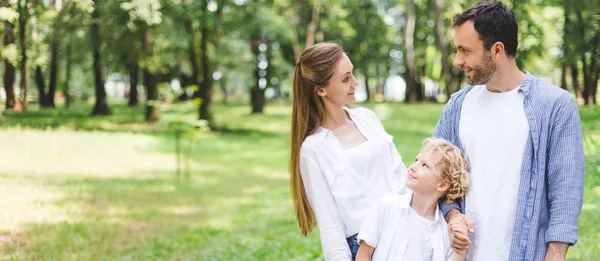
[357,199,382,248]
[544,93,585,245]
[434,99,463,217]
[300,150,352,261]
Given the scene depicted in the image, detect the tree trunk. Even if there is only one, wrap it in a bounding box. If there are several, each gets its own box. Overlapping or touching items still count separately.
[185,20,199,95]
[2,4,16,110]
[46,40,59,108]
[63,44,72,108]
[305,2,320,48]
[289,2,302,60]
[561,2,571,92]
[404,0,419,103]
[250,37,266,113]
[571,63,583,102]
[35,66,47,106]
[588,32,599,106]
[18,0,29,109]
[178,73,190,101]
[434,0,453,98]
[454,71,465,94]
[198,17,213,121]
[220,73,229,104]
[592,65,599,105]
[561,65,568,90]
[143,30,159,121]
[363,62,370,102]
[90,0,110,115]
[128,62,139,106]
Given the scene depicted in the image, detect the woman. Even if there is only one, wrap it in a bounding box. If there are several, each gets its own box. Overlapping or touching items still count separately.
[290,42,408,261]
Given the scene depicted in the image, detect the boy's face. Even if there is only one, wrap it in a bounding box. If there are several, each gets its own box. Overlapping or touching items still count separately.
[405,149,447,194]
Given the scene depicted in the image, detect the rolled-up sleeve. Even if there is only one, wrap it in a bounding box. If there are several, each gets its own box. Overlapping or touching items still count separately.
[544,94,585,245]
[300,149,352,261]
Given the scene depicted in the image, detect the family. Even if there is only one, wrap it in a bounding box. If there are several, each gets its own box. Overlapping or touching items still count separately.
[289,2,585,261]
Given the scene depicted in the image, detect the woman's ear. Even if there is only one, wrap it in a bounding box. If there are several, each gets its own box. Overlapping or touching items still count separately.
[315,86,326,97]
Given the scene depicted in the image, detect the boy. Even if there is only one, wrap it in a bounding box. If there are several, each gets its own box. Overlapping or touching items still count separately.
[356,138,470,261]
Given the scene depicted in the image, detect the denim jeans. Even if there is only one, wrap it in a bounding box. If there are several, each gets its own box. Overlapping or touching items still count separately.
[346,233,359,261]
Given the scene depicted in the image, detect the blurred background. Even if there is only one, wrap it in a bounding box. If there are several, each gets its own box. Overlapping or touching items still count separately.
[0,0,598,260]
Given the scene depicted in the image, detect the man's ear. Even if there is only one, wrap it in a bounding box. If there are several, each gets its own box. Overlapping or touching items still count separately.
[492,42,505,59]
[315,86,326,97]
[437,179,451,192]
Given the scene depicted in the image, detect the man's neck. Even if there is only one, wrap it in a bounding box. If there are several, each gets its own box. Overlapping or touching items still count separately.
[486,63,526,93]
[410,193,439,221]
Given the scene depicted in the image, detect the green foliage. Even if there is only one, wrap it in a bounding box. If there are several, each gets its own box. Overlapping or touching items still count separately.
[0,6,19,22]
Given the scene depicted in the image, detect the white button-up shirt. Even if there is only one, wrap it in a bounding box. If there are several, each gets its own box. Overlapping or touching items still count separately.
[300,107,408,261]
[358,193,454,261]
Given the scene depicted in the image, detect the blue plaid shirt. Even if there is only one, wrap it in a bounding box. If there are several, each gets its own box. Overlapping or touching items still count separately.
[435,72,585,261]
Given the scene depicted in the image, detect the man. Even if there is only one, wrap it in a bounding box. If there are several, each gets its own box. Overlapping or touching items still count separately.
[434,1,585,261]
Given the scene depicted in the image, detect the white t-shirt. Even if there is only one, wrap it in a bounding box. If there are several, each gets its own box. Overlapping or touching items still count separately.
[300,107,408,261]
[459,85,529,261]
[357,193,454,261]
[344,139,389,193]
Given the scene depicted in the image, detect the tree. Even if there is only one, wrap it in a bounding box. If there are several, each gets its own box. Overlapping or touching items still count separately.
[404,0,422,102]
[1,0,17,110]
[433,0,453,98]
[90,0,110,115]
[17,0,30,109]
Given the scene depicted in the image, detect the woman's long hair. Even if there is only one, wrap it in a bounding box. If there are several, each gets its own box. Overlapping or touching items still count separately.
[290,43,344,236]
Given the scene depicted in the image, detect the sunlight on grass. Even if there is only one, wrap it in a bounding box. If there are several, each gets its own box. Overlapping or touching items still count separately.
[0,180,72,230]
[0,129,176,178]
[0,102,597,260]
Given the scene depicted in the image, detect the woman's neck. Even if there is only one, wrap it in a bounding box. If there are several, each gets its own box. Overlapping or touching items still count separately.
[321,104,351,130]
[410,193,439,221]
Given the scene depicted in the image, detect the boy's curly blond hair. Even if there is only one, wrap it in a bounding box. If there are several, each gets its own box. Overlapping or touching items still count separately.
[421,138,470,204]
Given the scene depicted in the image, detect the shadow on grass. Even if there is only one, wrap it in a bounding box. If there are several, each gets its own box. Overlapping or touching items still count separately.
[0,167,319,260]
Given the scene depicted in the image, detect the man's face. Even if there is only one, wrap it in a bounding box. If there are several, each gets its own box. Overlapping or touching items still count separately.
[453,20,497,85]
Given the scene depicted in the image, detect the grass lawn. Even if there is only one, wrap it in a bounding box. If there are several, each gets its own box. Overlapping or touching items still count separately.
[0,101,598,260]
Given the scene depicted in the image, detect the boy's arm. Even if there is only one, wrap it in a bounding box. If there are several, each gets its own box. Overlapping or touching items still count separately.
[356,241,375,261]
[453,253,466,261]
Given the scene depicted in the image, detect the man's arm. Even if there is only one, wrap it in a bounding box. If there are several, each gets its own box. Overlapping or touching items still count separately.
[434,99,465,216]
[356,241,375,261]
[544,94,585,257]
[544,242,569,261]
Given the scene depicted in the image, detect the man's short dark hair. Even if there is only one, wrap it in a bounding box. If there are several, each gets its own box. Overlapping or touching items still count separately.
[453,1,518,57]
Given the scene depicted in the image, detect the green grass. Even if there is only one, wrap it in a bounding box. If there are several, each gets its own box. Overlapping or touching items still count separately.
[0,101,598,260]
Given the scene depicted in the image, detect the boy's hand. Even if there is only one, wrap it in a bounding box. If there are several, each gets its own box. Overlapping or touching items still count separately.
[448,217,470,255]
[446,210,474,254]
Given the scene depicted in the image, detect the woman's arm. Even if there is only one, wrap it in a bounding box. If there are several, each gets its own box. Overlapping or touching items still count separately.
[356,241,375,261]
[300,151,352,261]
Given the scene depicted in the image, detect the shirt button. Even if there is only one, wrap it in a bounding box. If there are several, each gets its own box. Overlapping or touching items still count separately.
[526,211,532,217]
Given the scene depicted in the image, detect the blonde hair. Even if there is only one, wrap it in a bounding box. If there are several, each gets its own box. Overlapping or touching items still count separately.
[421,138,470,204]
[290,43,344,236]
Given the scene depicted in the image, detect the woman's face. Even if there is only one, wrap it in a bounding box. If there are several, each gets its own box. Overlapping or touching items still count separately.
[318,53,359,106]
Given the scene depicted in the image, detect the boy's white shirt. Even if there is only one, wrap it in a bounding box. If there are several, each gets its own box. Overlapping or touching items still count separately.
[358,193,454,261]
[300,107,408,261]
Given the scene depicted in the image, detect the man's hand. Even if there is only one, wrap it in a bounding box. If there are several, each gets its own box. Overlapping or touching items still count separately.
[544,242,569,261]
[446,209,475,253]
